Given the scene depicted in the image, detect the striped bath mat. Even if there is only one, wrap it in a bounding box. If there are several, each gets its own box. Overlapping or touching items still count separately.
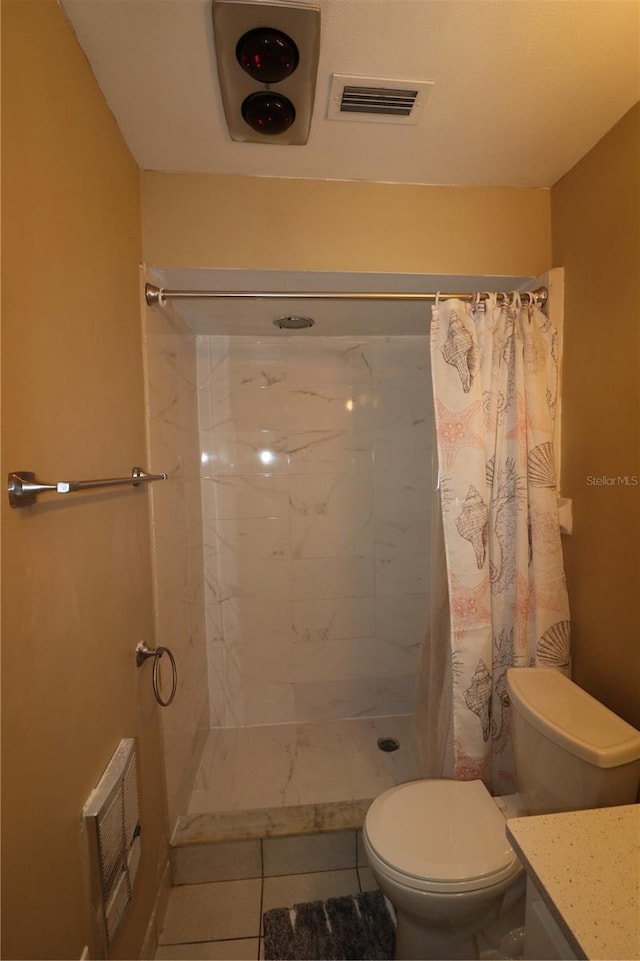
[263,888,395,960]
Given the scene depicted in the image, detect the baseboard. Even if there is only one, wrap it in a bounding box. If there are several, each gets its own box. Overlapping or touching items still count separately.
[139,856,171,960]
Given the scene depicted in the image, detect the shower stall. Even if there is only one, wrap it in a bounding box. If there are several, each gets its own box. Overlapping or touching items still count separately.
[143,267,541,833]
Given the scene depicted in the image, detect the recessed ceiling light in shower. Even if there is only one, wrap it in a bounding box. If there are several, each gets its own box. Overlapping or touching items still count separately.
[273,315,315,329]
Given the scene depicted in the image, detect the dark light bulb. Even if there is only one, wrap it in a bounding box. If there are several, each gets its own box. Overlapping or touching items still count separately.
[241,92,296,135]
[236,27,299,84]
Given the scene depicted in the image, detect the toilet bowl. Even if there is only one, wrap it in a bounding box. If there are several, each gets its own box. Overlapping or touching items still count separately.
[363,778,522,960]
[364,669,640,961]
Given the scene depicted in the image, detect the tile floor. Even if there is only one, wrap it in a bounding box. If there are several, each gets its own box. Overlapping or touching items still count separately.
[188,714,419,813]
[156,715,417,959]
[155,864,379,960]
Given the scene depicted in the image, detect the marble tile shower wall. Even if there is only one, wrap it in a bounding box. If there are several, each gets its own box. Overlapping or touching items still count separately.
[145,304,210,822]
[196,335,433,727]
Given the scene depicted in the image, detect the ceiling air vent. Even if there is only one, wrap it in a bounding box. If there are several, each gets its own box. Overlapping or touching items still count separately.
[328,74,433,125]
[341,85,418,117]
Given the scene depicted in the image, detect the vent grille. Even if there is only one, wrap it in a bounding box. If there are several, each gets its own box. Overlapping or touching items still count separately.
[82,739,141,957]
[340,85,419,117]
[328,75,434,125]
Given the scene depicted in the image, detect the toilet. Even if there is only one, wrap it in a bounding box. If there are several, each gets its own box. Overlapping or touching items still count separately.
[363,668,640,960]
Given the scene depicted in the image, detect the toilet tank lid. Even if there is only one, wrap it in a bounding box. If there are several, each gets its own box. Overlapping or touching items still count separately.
[506,668,640,768]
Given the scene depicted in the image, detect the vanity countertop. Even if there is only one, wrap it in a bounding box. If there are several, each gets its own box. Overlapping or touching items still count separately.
[506,804,640,961]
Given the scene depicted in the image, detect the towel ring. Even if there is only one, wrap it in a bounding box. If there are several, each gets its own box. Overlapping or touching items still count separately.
[135,642,177,707]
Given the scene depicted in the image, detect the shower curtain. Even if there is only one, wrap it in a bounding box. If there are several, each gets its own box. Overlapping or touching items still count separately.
[431,293,570,795]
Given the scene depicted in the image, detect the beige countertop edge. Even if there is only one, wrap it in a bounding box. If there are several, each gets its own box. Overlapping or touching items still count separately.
[506,819,586,959]
[506,805,640,961]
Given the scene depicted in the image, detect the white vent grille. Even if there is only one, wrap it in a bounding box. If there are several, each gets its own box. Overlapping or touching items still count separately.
[82,739,141,958]
[340,85,419,116]
[328,74,434,125]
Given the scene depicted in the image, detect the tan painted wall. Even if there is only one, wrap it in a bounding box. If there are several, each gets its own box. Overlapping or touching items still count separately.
[141,172,551,277]
[551,103,640,728]
[1,3,169,958]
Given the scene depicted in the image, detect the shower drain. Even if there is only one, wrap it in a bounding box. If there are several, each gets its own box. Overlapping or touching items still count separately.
[377,736,400,752]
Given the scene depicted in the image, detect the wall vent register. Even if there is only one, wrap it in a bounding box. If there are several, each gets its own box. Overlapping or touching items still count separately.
[82,739,141,958]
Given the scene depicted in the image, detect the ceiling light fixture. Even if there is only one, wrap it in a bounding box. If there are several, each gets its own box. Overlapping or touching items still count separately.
[236,27,299,83]
[241,91,296,135]
[272,315,315,329]
[213,0,320,146]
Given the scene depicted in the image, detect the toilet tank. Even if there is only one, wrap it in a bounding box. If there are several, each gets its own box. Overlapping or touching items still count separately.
[506,668,640,815]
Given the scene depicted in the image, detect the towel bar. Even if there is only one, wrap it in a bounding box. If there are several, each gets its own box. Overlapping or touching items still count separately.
[7,467,167,508]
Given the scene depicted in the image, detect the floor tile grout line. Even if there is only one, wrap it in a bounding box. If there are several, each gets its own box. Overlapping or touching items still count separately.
[258,837,266,955]
[159,935,261,947]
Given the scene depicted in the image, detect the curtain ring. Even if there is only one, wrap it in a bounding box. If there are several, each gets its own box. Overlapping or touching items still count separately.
[522,290,533,319]
[435,291,441,308]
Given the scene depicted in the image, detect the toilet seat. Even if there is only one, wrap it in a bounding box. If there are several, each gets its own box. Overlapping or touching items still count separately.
[364,779,521,895]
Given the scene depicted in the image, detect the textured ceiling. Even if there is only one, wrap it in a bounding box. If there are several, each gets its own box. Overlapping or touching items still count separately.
[62,0,640,188]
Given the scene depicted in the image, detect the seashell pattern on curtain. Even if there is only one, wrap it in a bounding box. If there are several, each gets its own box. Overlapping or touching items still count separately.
[430,293,570,795]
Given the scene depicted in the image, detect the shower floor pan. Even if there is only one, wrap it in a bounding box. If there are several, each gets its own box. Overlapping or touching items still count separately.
[173,714,418,845]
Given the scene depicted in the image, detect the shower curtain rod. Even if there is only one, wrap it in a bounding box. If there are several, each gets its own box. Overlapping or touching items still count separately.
[145,283,548,309]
